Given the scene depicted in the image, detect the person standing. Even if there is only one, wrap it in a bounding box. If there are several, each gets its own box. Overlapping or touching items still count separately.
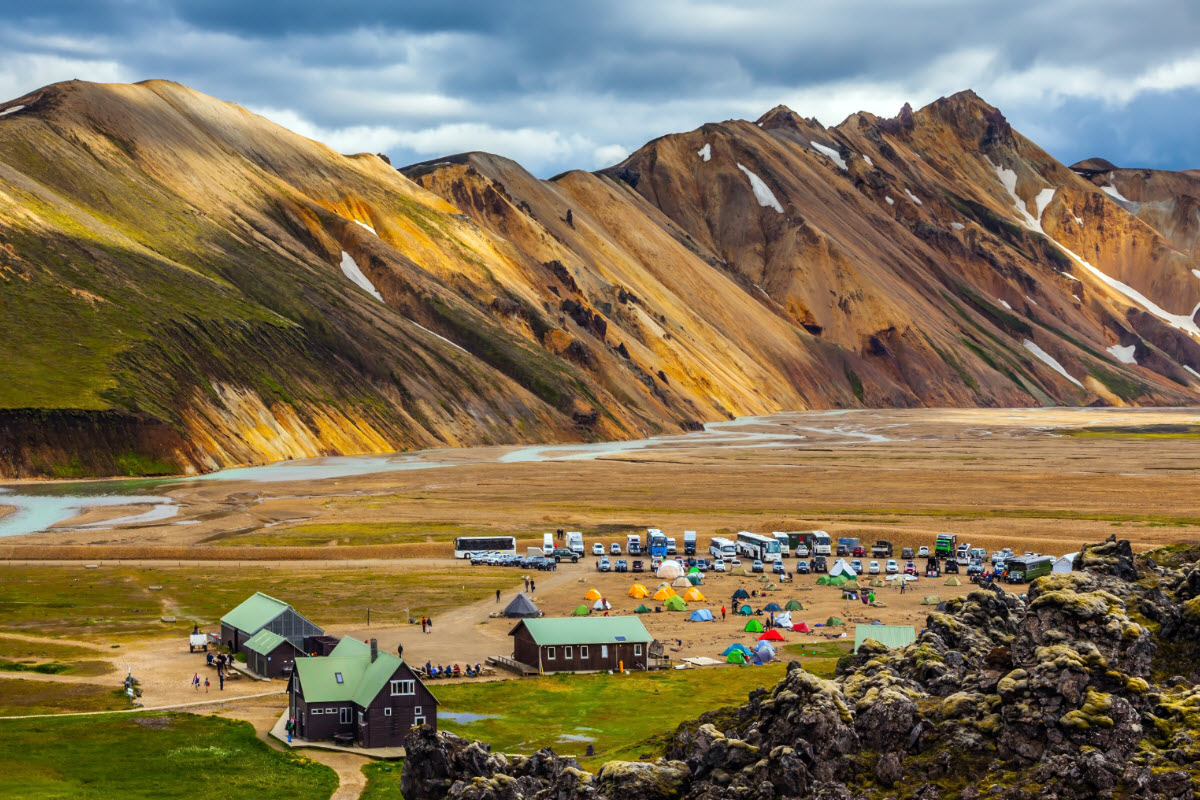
[524,577,529,592]
[218,671,224,691]
[192,673,200,691]
[496,589,501,603]
[721,606,726,620]
[204,677,210,693]
[421,617,426,633]
[530,579,536,593]
[397,643,404,660]
[427,617,433,633]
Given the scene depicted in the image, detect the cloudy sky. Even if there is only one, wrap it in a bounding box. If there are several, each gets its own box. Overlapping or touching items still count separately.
[2,1,1198,176]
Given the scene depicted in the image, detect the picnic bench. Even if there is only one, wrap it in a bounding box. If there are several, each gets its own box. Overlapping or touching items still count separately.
[333,732,356,747]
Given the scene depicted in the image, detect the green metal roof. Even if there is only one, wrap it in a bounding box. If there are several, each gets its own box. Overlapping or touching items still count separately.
[293,639,437,707]
[220,592,289,633]
[511,616,652,646]
[242,629,289,656]
[853,624,916,653]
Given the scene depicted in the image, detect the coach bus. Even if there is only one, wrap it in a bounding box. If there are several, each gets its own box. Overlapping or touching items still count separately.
[453,535,518,559]
[1004,555,1054,583]
[736,531,781,561]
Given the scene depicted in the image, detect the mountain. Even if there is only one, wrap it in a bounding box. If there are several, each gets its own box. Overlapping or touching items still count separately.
[1,81,1199,478]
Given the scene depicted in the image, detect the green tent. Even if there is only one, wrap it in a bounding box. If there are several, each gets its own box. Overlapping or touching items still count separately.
[921,595,941,605]
[828,575,848,586]
[688,567,701,574]
[842,579,860,590]
[726,650,747,664]
[688,574,703,585]
[871,578,886,587]
[634,604,651,614]
[826,616,845,627]
[766,583,779,591]
[665,595,687,611]
[816,575,830,585]
[784,599,804,611]
[572,604,590,616]
[738,604,753,615]
[744,619,765,632]
[944,577,962,586]
[758,575,770,583]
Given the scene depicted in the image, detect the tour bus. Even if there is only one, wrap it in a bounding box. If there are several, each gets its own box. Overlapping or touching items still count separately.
[771,532,792,558]
[454,536,518,559]
[647,529,669,558]
[812,531,833,556]
[736,531,781,562]
[1004,555,1054,583]
[710,536,736,560]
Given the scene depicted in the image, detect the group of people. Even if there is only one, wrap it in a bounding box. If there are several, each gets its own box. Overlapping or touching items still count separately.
[423,661,482,679]
[420,616,434,633]
[202,650,230,690]
[522,577,537,593]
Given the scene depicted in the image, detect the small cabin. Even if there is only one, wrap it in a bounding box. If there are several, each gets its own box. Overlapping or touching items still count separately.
[242,629,305,678]
[509,616,652,673]
[220,592,323,653]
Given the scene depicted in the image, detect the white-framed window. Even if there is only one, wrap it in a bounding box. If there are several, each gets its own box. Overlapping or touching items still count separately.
[326,708,335,714]
[339,708,352,724]
[384,707,392,717]
[546,647,556,660]
[415,715,426,726]
[312,708,323,715]
[580,646,588,658]
[564,646,573,659]
[634,644,643,656]
[414,706,422,715]
[391,680,415,695]
[358,711,364,725]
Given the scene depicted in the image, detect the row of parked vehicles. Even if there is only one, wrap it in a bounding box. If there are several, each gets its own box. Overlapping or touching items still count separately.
[469,551,562,569]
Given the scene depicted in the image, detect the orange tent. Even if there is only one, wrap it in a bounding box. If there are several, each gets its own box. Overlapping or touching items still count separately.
[683,588,707,602]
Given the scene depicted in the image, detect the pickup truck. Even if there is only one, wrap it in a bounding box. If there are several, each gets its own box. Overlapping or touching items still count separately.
[871,541,893,558]
[549,548,579,563]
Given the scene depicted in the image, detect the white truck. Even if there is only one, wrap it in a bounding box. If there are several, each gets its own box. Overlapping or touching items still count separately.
[566,532,585,556]
[683,530,697,555]
[666,537,677,555]
[543,533,554,554]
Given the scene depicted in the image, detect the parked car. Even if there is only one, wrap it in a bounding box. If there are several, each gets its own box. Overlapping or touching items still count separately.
[650,556,663,570]
[904,561,916,575]
[850,559,863,573]
[853,545,867,558]
[752,559,764,573]
[944,558,959,574]
[632,559,644,572]
[597,557,611,572]
[918,546,930,558]
[712,558,726,572]
[885,559,899,574]
[592,543,604,556]
[836,544,849,557]
[729,557,742,566]
[868,560,881,574]
[610,543,621,555]
[795,543,810,557]
[795,559,810,574]
[615,559,629,572]
[901,547,914,560]
[812,556,827,573]
[772,560,786,575]
[550,548,579,563]
[967,559,984,576]
[695,558,710,572]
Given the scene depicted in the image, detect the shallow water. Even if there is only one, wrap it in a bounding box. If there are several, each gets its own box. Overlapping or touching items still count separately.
[439,710,501,723]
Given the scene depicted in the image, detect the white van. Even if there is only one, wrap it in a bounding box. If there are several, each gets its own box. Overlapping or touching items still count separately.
[543,533,554,554]
[566,532,585,555]
[666,537,677,555]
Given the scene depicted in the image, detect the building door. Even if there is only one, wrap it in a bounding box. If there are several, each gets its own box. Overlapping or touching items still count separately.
[300,710,305,736]
[340,707,352,725]
[601,644,608,664]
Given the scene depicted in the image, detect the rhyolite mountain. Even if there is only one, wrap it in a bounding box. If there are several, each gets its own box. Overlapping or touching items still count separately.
[1,80,1199,478]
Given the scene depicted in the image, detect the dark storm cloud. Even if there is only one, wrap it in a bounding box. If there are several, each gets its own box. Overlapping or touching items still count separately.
[1,1,1199,175]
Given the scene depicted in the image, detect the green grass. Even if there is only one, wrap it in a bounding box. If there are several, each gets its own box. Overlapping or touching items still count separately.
[0,713,338,799]
[0,677,127,717]
[361,761,407,800]
[0,565,520,639]
[224,520,490,547]
[1053,425,1200,440]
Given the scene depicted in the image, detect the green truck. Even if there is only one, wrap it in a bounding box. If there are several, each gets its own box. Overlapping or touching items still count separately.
[934,533,957,558]
[1004,555,1054,583]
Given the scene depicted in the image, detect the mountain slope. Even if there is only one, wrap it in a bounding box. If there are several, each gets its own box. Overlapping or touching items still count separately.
[1,81,1199,477]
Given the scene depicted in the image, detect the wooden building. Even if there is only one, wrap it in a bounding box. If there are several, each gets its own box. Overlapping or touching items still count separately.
[288,637,437,749]
[242,629,305,678]
[220,592,323,654]
[509,616,653,673]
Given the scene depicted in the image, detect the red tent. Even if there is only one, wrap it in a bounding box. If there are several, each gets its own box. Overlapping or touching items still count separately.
[758,629,785,641]
[793,621,811,633]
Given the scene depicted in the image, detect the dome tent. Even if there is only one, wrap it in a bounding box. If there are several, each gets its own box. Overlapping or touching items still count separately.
[673,576,692,588]
[793,621,811,633]
[584,588,603,601]
[826,616,845,627]
[726,650,747,664]
[502,593,541,618]
[754,641,776,661]
[738,604,753,615]
[732,588,750,600]
[921,595,941,605]
[653,587,676,601]
[744,619,765,632]
[665,595,687,611]
[572,604,590,616]
[688,609,714,622]
[593,598,611,610]
[721,643,753,657]
[628,584,649,598]
[634,604,651,614]
[944,577,962,586]
[784,600,804,611]
[764,602,782,612]
[687,573,704,585]
[657,560,684,579]
[683,587,707,602]
[758,629,785,642]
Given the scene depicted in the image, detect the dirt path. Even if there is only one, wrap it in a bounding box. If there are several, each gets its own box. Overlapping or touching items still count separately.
[0,689,284,720]
[0,631,109,650]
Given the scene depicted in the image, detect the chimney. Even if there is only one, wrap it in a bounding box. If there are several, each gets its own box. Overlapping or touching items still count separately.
[370,638,378,662]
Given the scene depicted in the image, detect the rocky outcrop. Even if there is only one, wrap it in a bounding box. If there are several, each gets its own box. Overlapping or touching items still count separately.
[401,540,1200,799]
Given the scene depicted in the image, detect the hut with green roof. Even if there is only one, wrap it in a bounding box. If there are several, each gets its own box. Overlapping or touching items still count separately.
[220,591,323,654]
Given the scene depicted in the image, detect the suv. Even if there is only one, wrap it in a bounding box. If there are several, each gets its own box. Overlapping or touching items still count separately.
[901,547,914,560]
[772,560,786,575]
[610,543,621,555]
[650,556,663,570]
[795,543,809,557]
[592,543,604,556]
[868,560,881,574]
[917,546,930,558]
[850,559,863,574]
[615,559,629,572]
[812,556,827,573]
[752,559,764,573]
[904,561,916,575]
[550,548,579,563]
[694,558,709,572]
[853,545,867,558]
[967,559,984,576]
[631,559,644,572]
[597,557,611,572]
[885,559,899,574]
[836,543,849,557]
[795,559,810,574]
[944,558,959,574]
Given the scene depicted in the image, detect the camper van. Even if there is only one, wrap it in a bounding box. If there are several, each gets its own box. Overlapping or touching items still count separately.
[666,537,677,555]
[626,533,642,555]
[710,536,736,560]
[683,531,697,555]
[543,533,554,554]
[565,532,585,556]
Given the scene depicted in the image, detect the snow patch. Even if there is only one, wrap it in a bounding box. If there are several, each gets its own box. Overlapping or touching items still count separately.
[904,188,922,206]
[1101,184,1130,203]
[950,222,965,231]
[1075,216,1084,226]
[736,164,784,213]
[354,219,377,235]
[810,141,847,170]
[862,154,873,167]
[1185,365,1200,383]
[697,143,711,162]
[753,283,770,296]
[1025,295,1038,306]
[885,196,894,206]
[410,321,468,353]
[1192,269,1200,281]
[1023,340,1084,389]
[998,298,1012,310]
[339,251,383,302]
[0,105,25,117]
[1034,187,1056,221]
[991,161,1041,231]
[1107,344,1137,365]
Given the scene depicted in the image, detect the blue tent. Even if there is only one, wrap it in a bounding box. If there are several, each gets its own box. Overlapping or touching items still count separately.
[754,641,776,662]
[764,602,782,612]
[688,609,714,622]
[721,643,754,657]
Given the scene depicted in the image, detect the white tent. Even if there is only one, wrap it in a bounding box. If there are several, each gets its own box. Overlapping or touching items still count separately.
[829,558,857,578]
[774,611,793,629]
[592,598,611,610]
[657,560,684,579]
[1053,553,1078,574]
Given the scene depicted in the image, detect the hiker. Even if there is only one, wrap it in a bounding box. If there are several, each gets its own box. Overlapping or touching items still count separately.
[496,589,501,603]
[427,616,433,633]
[425,660,433,677]
[218,672,224,691]
[192,673,200,691]
[397,643,404,659]
[530,580,536,593]
[204,677,210,693]
[721,606,726,620]
[524,577,530,592]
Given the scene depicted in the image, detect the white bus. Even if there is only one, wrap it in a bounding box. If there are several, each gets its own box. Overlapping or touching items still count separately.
[710,536,736,560]
[771,532,791,557]
[736,531,781,561]
[454,536,518,559]
[812,531,832,556]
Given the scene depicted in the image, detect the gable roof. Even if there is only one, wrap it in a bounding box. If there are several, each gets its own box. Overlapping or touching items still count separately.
[853,624,916,653]
[242,629,295,657]
[221,592,289,633]
[510,616,652,646]
[293,640,438,707]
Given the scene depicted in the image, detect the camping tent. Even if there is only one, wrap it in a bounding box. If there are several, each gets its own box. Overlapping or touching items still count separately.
[572,604,590,616]
[765,583,779,591]
[726,650,747,664]
[731,567,750,576]
[665,595,687,611]
[784,600,804,611]
[688,609,714,622]
[944,577,962,586]
[721,643,753,657]
[774,611,792,629]
[657,560,684,579]
[584,588,603,601]
[593,598,611,610]
[634,604,651,614]
[758,629,785,642]
[816,575,831,585]
[688,566,701,574]
[656,582,673,590]
[829,558,857,578]
[653,588,676,601]
[764,602,782,612]
[738,604,753,616]
[745,619,765,632]
[683,588,707,602]
[871,579,886,587]
[794,621,811,633]
[1053,553,1078,574]
[502,593,541,618]
[628,584,649,598]
[758,575,770,584]
[687,574,704,585]
[673,576,692,588]
[921,595,941,605]
[826,616,845,627]
[732,588,750,600]
[754,641,776,661]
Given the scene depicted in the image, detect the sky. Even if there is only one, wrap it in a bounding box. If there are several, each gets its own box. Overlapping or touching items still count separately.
[1,1,1198,177]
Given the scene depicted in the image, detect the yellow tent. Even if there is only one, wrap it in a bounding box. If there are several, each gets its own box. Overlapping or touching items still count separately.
[683,587,706,602]
[584,588,603,601]
[628,585,649,598]
[653,587,676,601]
